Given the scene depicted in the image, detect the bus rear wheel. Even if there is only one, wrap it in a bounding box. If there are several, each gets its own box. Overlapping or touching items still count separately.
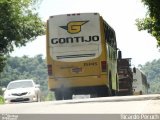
[54,88,73,100]
[54,89,63,100]
[63,89,72,100]
[97,86,109,97]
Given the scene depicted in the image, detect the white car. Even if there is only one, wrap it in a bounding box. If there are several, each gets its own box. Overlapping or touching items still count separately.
[4,79,41,103]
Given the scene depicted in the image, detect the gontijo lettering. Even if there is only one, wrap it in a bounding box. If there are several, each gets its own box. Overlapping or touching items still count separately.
[51,35,99,44]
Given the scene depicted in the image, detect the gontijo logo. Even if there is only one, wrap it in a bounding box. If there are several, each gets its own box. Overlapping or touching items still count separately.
[50,20,100,45]
[60,21,88,34]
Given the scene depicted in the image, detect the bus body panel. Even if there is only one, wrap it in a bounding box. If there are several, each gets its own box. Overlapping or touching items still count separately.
[48,74,109,90]
[51,57,101,78]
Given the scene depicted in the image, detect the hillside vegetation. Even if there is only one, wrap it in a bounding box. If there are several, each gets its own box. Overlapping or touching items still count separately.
[0,56,159,100]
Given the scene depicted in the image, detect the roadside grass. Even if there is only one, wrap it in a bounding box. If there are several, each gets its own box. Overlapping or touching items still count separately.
[0,96,5,104]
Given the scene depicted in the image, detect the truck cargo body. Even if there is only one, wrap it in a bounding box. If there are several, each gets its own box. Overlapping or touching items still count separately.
[117,58,133,96]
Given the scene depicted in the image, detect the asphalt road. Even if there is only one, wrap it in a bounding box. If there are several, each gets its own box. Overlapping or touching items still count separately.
[0,94,160,114]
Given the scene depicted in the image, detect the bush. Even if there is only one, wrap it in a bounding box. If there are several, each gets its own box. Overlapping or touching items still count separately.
[0,95,5,104]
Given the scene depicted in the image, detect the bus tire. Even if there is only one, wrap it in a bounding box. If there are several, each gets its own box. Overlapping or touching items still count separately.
[97,86,109,97]
[111,89,116,96]
[109,72,112,96]
[55,89,63,100]
[63,89,72,100]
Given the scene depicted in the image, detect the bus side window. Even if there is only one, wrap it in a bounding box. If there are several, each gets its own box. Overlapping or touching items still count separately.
[109,31,113,46]
[109,30,116,48]
[112,32,116,48]
[113,50,117,60]
[104,22,117,49]
[104,24,109,43]
[108,29,112,45]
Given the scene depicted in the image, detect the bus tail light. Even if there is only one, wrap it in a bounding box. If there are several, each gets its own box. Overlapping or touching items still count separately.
[47,65,52,76]
[101,61,107,72]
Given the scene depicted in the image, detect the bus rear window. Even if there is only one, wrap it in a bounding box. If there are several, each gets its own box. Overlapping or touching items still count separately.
[50,44,101,62]
[56,53,96,59]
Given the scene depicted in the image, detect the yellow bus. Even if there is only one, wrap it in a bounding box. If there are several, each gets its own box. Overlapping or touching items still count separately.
[46,13,118,100]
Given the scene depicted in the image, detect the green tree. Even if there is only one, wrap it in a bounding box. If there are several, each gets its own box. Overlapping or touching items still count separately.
[136,0,160,46]
[0,0,45,72]
[0,55,6,73]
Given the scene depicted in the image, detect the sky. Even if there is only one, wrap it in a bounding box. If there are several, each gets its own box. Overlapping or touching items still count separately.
[11,0,160,67]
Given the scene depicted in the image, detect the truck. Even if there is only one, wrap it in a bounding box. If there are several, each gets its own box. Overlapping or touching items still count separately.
[117,51,149,96]
[117,54,133,96]
[46,13,119,100]
[132,68,149,95]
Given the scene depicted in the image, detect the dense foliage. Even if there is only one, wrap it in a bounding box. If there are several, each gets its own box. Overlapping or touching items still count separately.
[0,55,54,100]
[139,59,160,93]
[136,0,160,46]
[0,0,45,72]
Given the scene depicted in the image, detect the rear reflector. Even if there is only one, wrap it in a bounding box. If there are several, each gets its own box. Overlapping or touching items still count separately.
[47,65,52,76]
[101,61,106,72]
